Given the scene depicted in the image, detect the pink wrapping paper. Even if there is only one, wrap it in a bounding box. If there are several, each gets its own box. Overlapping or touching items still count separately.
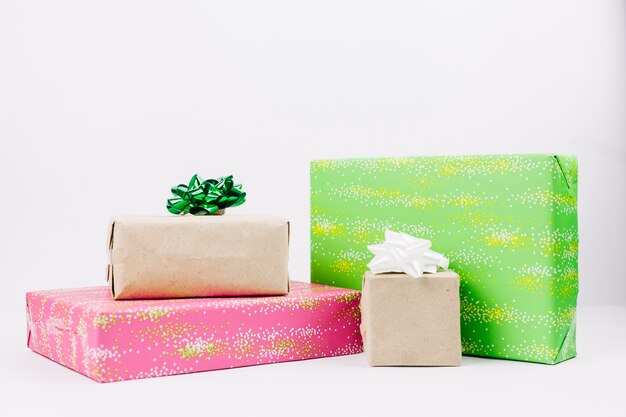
[26,281,362,382]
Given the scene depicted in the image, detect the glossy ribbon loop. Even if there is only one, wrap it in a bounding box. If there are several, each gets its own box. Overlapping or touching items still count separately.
[367,230,449,278]
[167,174,246,215]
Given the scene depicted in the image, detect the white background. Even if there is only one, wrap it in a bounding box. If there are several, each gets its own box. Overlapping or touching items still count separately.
[0,1,625,416]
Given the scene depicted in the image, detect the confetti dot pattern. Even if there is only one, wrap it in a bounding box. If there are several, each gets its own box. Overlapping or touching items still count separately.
[26,282,363,382]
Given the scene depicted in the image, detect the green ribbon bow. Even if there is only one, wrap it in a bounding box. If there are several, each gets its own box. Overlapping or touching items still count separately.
[167,174,246,215]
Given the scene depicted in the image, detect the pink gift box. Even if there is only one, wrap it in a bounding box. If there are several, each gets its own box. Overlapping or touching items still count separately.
[26,281,362,382]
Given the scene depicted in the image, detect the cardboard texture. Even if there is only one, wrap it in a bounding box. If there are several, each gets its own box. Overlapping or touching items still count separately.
[26,282,362,383]
[107,215,290,299]
[361,271,462,367]
[311,154,578,364]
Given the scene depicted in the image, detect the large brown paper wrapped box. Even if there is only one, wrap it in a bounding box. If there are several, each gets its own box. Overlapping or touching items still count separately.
[361,271,462,366]
[107,215,290,299]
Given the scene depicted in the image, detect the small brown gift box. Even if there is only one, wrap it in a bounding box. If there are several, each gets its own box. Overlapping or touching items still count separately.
[107,215,290,299]
[360,271,462,366]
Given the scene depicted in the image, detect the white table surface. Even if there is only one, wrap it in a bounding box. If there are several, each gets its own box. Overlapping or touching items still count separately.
[1,305,624,417]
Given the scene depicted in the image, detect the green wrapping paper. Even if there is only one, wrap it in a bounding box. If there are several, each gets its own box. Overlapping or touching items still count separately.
[310,154,578,364]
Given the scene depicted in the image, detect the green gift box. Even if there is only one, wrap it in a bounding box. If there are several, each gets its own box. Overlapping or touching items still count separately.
[311,154,578,364]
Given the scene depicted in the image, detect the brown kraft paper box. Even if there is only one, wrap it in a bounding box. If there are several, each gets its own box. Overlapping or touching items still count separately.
[107,215,290,299]
[361,271,462,366]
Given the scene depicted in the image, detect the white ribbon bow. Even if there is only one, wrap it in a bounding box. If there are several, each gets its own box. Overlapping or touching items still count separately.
[366,230,449,278]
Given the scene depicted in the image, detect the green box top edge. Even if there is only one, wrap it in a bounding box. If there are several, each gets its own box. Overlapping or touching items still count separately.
[310,153,577,164]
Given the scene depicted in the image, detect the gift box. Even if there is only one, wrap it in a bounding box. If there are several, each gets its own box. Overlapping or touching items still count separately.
[107,215,290,299]
[311,154,578,364]
[26,281,362,382]
[361,271,461,367]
